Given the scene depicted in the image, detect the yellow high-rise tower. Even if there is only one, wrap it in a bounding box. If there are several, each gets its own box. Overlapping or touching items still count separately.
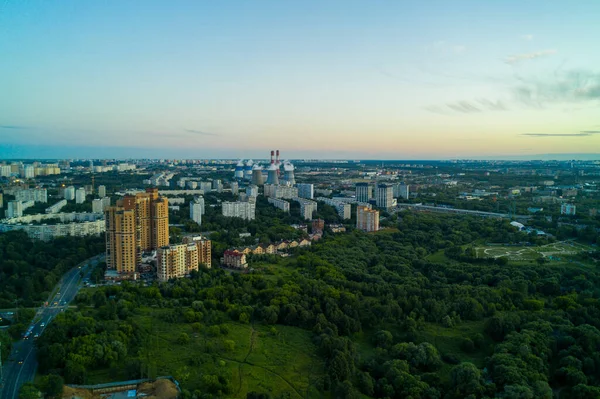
[105,188,169,275]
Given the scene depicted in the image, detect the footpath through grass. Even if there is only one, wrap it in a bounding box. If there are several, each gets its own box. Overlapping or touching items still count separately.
[87,307,323,398]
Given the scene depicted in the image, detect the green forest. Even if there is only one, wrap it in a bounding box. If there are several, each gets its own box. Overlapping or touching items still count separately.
[0,231,104,309]
[33,213,600,398]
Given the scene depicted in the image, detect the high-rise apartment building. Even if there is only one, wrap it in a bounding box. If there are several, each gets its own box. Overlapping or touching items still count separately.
[293,198,318,220]
[356,183,372,203]
[222,201,256,220]
[316,197,352,219]
[296,183,314,199]
[64,186,76,200]
[357,206,379,232]
[246,185,259,197]
[268,197,290,212]
[0,165,11,177]
[15,188,47,203]
[190,198,203,225]
[7,201,23,218]
[376,183,394,210]
[183,235,212,268]
[105,188,169,275]
[398,184,410,200]
[75,188,87,204]
[92,199,104,213]
[157,236,211,282]
[98,185,106,198]
[0,193,3,209]
[231,182,239,195]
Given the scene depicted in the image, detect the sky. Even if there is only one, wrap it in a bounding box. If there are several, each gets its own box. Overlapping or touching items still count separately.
[1,0,599,160]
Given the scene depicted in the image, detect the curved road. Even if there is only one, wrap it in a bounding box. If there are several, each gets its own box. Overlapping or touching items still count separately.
[0,255,103,399]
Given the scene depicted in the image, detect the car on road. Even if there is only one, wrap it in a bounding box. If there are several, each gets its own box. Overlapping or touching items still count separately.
[18,359,24,365]
[34,333,39,339]
[53,301,58,305]
[41,322,46,327]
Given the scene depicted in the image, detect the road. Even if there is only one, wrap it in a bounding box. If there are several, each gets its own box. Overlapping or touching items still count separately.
[0,254,103,399]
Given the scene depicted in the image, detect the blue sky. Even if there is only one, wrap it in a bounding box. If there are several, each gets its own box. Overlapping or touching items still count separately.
[1,0,599,159]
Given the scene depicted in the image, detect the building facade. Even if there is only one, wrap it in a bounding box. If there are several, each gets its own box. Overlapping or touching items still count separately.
[157,237,211,282]
[221,250,248,268]
[15,188,48,203]
[0,212,105,241]
[105,188,169,275]
[7,201,23,218]
[268,197,290,212]
[296,183,314,199]
[64,186,76,200]
[356,183,372,203]
[376,183,394,210]
[357,206,380,232]
[293,198,318,220]
[190,198,203,225]
[222,201,256,220]
[98,185,106,198]
[316,197,352,219]
[75,188,87,204]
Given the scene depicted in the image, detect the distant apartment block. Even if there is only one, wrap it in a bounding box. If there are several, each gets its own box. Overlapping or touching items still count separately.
[222,201,256,220]
[157,236,211,282]
[231,182,239,195]
[357,206,380,232]
[268,197,290,212]
[92,197,111,213]
[7,200,23,218]
[190,196,204,225]
[293,198,318,220]
[98,185,106,198]
[264,184,298,199]
[0,212,105,241]
[296,183,314,199]
[15,188,48,203]
[75,188,87,204]
[376,183,394,210]
[355,183,372,203]
[246,185,259,197]
[64,186,76,200]
[46,199,68,214]
[316,197,352,219]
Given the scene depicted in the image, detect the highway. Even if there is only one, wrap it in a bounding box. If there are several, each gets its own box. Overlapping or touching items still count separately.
[0,254,103,399]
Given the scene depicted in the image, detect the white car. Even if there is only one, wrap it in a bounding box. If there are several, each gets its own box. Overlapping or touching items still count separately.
[40,322,46,327]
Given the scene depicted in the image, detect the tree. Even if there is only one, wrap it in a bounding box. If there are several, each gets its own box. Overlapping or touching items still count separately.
[40,374,64,398]
[177,333,190,345]
[19,384,41,399]
[449,363,483,398]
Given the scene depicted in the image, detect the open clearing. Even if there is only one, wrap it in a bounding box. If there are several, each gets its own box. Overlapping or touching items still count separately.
[475,240,592,261]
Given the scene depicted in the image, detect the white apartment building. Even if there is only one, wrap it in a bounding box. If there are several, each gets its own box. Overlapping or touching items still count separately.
[222,201,256,220]
[64,186,76,200]
[75,188,87,204]
[46,199,67,214]
[0,212,105,241]
[190,198,203,225]
[246,185,259,197]
[268,197,290,212]
[293,198,318,220]
[316,197,352,219]
[355,183,372,203]
[0,165,12,177]
[15,188,48,203]
[98,185,106,198]
[7,201,23,218]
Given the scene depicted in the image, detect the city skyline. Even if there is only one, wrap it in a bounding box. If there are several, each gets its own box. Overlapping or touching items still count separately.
[1,1,600,159]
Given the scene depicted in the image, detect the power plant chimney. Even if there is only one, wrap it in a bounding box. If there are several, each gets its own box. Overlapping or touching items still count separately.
[270,150,275,165]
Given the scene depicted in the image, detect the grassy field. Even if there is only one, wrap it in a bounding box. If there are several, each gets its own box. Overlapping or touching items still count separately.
[474,240,592,262]
[88,307,323,398]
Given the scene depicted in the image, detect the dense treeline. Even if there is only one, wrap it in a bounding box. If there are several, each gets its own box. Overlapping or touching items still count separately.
[0,231,104,308]
[37,214,600,398]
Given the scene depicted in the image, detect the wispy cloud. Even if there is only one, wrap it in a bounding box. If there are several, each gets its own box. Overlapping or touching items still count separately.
[505,49,556,64]
[185,129,218,136]
[513,69,600,106]
[424,98,507,114]
[0,125,29,129]
[477,99,508,111]
[446,101,481,113]
[521,34,534,41]
[521,131,600,137]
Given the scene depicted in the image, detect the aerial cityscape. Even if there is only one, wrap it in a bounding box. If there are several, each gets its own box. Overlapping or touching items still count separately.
[1,1,600,399]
